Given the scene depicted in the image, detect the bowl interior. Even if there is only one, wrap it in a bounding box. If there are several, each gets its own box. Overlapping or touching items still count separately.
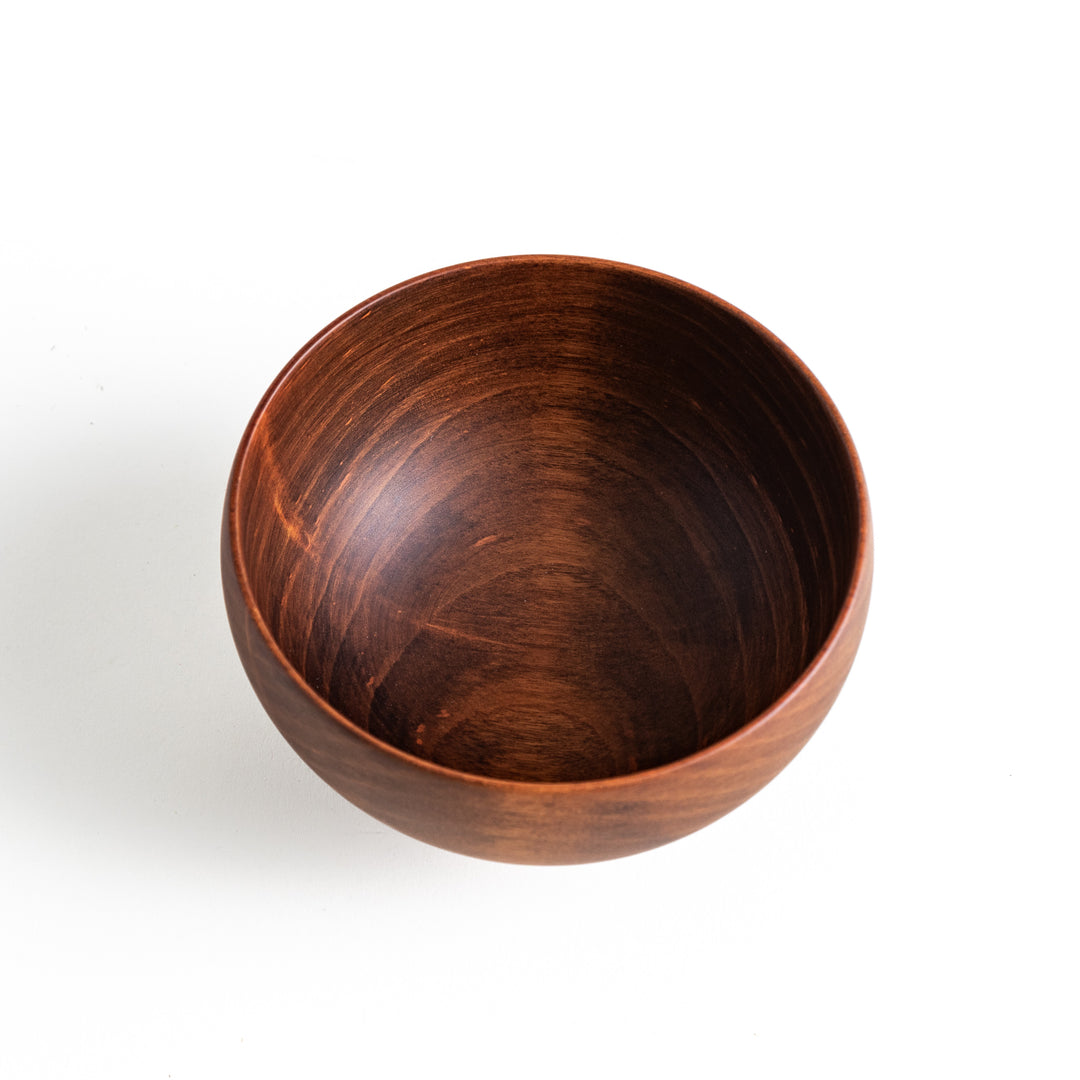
[234,259,860,783]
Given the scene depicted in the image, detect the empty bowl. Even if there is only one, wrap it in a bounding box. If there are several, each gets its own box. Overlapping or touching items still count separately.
[222,255,872,863]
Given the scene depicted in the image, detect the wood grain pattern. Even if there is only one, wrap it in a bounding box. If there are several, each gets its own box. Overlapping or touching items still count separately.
[222,255,872,863]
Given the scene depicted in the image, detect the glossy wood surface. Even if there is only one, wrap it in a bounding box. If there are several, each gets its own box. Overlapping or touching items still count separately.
[222,255,872,863]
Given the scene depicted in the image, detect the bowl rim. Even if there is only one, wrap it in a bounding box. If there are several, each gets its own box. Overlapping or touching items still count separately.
[226,253,872,792]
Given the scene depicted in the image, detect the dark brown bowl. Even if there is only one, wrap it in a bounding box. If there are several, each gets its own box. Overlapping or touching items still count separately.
[222,255,872,864]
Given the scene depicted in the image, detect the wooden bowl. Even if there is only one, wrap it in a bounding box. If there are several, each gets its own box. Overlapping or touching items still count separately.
[222,255,872,864]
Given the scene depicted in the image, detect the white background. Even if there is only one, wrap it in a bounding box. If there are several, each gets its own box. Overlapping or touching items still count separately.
[2,2,1077,1076]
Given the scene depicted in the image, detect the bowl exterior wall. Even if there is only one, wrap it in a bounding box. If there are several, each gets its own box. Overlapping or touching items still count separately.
[222,503,872,864]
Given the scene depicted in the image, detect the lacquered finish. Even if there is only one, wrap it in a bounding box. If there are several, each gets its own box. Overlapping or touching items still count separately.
[222,255,872,863]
